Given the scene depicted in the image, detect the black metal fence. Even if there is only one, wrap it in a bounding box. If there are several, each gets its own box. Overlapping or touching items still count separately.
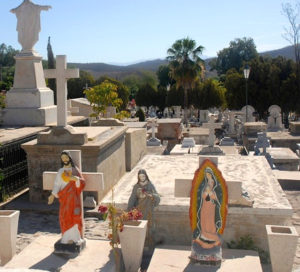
[0,135,36,202]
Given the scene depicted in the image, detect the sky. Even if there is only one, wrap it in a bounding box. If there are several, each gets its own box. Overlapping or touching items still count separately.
[0,0,298,65]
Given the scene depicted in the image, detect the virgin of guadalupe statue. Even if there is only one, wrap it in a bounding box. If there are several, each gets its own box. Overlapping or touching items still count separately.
[48,151,85,245]
[189,159,228,265]
[128,169,160,247]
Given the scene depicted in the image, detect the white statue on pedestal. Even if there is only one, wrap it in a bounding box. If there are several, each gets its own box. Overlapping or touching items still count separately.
[11,0,51,51]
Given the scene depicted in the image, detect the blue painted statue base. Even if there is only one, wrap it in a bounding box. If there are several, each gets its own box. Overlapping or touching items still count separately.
[189,241,222,266]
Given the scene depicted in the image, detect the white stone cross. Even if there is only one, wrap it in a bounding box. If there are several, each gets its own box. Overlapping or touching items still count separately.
[43,150,104,212]
[148,118,157,139]
[207,115,219,147]
[44,55,79,127]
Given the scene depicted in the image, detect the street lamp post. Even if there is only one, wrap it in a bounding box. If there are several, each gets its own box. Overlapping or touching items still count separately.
[243,64,250,122]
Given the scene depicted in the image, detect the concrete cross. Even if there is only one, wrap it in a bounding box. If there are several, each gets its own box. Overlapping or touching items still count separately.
[207,115,219,147]
[148,118,157,139]
[43,150,105,236]
[44,55,79,127]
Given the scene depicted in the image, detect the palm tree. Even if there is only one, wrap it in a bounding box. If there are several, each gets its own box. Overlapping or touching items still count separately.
[167,38,204,126]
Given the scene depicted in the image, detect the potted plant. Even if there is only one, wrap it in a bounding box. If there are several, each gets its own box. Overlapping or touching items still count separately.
[99,202,147,272]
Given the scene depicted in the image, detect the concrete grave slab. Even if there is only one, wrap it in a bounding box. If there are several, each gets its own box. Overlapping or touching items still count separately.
[147,246,263,272]
[273,170,300,190]
[4,235,116,272]
[101,155,292,250]
[267,147,300,171]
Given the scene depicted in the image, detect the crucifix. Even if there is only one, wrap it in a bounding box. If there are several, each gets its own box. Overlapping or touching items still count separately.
[207,115,219,147]
[44,55,79,127]
[43,150,104,253]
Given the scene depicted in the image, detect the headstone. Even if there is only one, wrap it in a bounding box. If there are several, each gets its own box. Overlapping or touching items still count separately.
[268,105,283,131]
[173,106,181,118]
[147,118,161,146]
[220,137,235,146]
[199,115,224,155]
[199,110,209,123]
[254,132,270,155]
[44,150,104,254]
[3,0,57,126]
[189,159,228,265]
[241,105,255,122]
[228,112,236,134]
[103,106,116,118]
[67,100,79,116]
[181,137,196,148]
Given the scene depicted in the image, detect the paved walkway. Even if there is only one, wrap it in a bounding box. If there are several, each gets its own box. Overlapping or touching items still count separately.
[3,190,300,271]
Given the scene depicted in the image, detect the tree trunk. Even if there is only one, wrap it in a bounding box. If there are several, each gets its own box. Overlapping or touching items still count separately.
[184,86,188,126]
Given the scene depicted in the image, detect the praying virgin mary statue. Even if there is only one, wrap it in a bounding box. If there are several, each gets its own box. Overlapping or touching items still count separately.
[11,0,51,52]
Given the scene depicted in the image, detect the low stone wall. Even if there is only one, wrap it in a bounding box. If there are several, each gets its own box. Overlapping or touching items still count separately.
[125,128,147,171]
[153,207,292,251]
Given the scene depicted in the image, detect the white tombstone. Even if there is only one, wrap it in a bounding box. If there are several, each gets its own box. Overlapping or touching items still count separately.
[181,137,196,148]
[254,132,270,155]
[44,55,79,127]
[241,105,255,122]
[103,106,117,118]
[67,100,79,116]
[199,110,209,123]
[147,118,161,146]
[173,106,181,118]
[228,112,236,134]
[268,105,283,131]
[3,0,57,126]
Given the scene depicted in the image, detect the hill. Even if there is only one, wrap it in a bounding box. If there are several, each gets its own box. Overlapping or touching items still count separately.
[69,45,295,80]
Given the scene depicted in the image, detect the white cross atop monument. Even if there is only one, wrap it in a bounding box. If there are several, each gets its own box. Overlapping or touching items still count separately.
[44,55,79,127]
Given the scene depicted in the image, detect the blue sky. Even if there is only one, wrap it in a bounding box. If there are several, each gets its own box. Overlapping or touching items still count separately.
[0,0,297,64]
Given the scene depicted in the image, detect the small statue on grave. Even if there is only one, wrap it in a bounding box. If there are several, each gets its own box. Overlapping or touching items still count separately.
[128,169,160,246]
[48,151,85,245]
[189,160,228,265]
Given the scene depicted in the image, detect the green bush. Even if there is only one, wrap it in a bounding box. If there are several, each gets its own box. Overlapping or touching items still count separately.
[135,108,145,121]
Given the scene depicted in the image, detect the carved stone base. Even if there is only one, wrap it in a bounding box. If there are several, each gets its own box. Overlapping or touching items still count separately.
[54,238,86,255]
[147,137,161,146]
[199,146,224,155]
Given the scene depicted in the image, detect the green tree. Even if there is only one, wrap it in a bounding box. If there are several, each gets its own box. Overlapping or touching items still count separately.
[156,65,174,87]
[47,37,57,103]
[214,37,258,75]
[68,70,95,99]
[122,74,140,100]
[96,76,129,110]
[135,83,157,108]
[0,43,18,67]
[84,80,123,117]
[167,37,204,125]
[194,79,226,109]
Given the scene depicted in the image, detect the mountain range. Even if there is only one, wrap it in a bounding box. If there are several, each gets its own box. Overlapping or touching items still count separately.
[69,45,295,80]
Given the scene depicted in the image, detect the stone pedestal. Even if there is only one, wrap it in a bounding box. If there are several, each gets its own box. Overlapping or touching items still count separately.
[3,52,57,126]
[290,121,300,134]
[198,146,225,155]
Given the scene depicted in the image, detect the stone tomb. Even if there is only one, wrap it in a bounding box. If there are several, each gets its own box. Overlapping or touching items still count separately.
[102,154,292,251]
[22,126,127,203]
[183,127,209,145]
[268,130,300,153]
[267,105,283,131]
[267,147,300,171]
[243,122,267,151]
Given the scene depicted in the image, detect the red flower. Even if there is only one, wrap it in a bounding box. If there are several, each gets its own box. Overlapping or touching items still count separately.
[98,205,108,214]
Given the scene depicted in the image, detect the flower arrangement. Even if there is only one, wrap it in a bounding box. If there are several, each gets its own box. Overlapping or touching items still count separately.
[98,204,143,246]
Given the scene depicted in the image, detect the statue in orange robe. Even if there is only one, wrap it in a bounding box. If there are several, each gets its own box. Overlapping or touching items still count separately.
[48,151,85,244]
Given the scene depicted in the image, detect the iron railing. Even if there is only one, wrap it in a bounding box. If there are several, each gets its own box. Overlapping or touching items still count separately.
[0,135,36,202]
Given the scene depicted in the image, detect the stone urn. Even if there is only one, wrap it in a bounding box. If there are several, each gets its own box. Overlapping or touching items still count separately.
[266,225,298,272]
[0,210,20,265]
[118,220,147,272]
